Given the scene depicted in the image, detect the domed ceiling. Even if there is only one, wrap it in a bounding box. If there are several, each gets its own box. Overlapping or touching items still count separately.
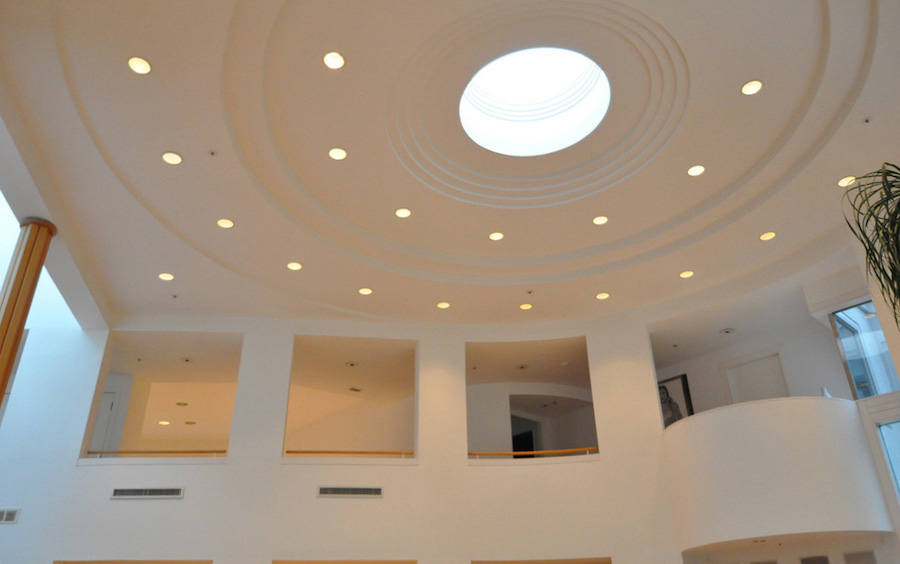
[0,0,896,325]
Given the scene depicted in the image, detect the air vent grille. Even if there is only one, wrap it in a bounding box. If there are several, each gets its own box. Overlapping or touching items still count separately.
[318,486,382,498]
[0,509,19,524]
[111,488,184,500]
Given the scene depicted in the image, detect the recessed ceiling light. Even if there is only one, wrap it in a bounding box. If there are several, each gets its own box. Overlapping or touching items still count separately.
[328,147,347,161]
[128,56,152,75]
[741,80,763,95]
[837,176,856,187]
[286,262,303,271]
[162,152,183,165]
[679,270,694,279]
[759,231,776,241]
[395,208,411,218]
[176,402,188,407]
[489,232,504,241]
[358,287,373,295]
[185,421,196,425]
[217,218,235,229]
[460,47,610,156]
[687,165,705,177]
[158,420,170,426]
[520,303,533,310]
[592,216,609,225]
[323,52,344,70]
[436,301,450,309]
[595,292,610,300]
[158,272,175,281]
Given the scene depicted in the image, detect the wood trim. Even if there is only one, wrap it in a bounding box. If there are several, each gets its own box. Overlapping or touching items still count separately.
[0,218,55,400]
[468,446,598,457]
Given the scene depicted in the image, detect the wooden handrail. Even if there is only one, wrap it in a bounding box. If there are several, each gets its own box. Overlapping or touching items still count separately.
[468,446,598,458]
[284,450,414,457]
[86,450,226,457]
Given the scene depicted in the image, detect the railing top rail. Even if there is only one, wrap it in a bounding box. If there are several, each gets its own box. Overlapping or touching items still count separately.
[284,450,414,456]
[86,450,227,455]
[468,446,598,457]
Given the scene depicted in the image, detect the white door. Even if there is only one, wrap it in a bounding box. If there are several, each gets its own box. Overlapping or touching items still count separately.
[726,353,788,403]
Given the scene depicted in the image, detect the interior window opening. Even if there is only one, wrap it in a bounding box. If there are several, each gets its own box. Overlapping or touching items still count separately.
[84,331,242,458]
[283,336,416,459]
[466,336,598,459]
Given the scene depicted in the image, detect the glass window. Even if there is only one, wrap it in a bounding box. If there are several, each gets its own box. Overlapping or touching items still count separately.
[832,301,899,399]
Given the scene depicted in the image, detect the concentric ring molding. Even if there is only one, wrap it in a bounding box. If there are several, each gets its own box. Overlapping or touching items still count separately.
[387,0,689,209]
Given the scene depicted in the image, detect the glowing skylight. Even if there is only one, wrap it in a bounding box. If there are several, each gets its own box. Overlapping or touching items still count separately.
[459,48,610,157]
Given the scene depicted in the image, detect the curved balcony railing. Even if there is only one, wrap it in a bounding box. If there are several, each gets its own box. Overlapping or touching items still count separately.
[284,449,414,458]
[85,449,226,458]
[468,446,598,458]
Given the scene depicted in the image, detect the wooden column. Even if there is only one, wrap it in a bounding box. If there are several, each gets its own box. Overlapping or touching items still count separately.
[0,218,56,398]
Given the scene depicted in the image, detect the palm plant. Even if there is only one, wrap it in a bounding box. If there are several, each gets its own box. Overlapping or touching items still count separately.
[843,163,900,328]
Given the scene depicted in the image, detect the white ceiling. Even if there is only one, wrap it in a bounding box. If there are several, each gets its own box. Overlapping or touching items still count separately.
[0,1,898,363]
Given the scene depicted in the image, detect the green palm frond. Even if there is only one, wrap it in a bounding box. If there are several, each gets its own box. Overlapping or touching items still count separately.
[843,163,900,328]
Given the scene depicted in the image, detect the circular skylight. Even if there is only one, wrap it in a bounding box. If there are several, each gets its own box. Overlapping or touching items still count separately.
[459,47,610,157]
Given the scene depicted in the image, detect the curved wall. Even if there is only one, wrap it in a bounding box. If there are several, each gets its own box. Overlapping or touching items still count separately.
[662,397,893,551]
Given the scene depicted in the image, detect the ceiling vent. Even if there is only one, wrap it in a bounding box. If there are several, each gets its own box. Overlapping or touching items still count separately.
[318,486,382,498]
[0,509,19,524]
[111,488,184,500]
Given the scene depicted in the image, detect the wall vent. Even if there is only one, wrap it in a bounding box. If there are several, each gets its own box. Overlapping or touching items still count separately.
[111,488,184,500]
[0,509,19,524]
[318,486,382,498]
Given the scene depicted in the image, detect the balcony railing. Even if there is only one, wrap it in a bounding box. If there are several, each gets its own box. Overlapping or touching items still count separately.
[468,446,598,458]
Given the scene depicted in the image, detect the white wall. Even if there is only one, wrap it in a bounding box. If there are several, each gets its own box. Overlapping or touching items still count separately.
[0,314,893,564]
[656,315,851,413]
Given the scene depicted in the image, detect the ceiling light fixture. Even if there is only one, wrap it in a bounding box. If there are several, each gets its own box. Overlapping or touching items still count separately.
[520,303,533,310]
[687,165,705,177]
[162,152,183,165]
[437,301,450,309]
[595,292,610,300]
[489,232,504,241]
[460,47,610,157]
[679,270,694,279]
[759,231,776,241]
[176,402,188,407]
[158,273,175,281]
[395,208,411,218]
[128,57,152,75]
[328,147,347,161]
[323,52,344,70]
[837,176,856,188]
[592,216,609,225]
[286,262,303,271]
[358,287,373,295]
[158,420,170,426]
[216,218,234,229]
[185,421,197,425]
[741,80,763,95]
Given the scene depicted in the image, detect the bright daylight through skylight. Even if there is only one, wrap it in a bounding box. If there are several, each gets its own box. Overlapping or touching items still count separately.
[459,47,610,157]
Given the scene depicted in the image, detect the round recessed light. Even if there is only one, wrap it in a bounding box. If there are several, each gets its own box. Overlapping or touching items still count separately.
[679,270,694,279]
[286,262,303,271]
[436,301,450,309]
[328,147,347,161]
[459,47,610,157]
[837,176,856,188]
[520,303,533,310]
[158,272,175,281]
[595,292,610,300]
[489,232,504,241]
[741,80,763,95]
[185,421,196,425]
[759,231,776,241]
[323,51,345,70]
[592,216,609,225]
[217,218,235,229]
[395,208,411,218]
[128,56,152,75]
[162,152,182,165]
[687,165,705,177]
[158,420,171,426]
[176,402,188,407]
[358,287,373,295]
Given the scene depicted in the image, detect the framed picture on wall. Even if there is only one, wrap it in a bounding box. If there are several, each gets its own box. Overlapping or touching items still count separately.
[658,374,694,428]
